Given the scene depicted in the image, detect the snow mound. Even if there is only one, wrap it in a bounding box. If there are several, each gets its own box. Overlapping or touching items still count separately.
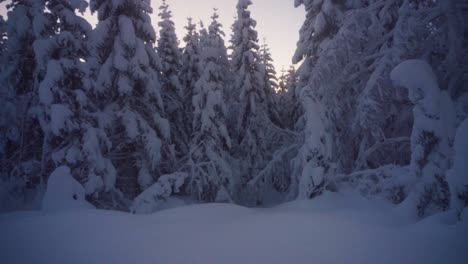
[130,172,189,214]
[1,191,466,264]
[42,166,95,212]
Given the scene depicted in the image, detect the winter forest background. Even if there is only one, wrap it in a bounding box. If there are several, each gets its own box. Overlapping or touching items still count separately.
[0,0,467,262]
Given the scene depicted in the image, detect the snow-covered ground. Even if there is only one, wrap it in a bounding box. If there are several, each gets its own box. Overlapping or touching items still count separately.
[0,191,467,264]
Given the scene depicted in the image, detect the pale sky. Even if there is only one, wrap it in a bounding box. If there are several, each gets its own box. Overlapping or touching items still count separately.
[0,0,305,71]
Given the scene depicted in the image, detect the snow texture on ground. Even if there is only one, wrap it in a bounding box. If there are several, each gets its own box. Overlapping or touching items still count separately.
[0,191,467,264]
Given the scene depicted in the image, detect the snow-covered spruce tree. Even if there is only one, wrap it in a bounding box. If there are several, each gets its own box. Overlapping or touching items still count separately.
[188,10,234,203]
[0,0,50,199]
[290,0,464,202]
[229,0,296,205]
[288,0,347,199]
[229,0,268,204]
[33,0,117,203]
[130,12,235,213]
[180,18,200,146]
[158,0,187,158]
[259,40,282,127]
[90,0,171,206]
[354,0,465,172]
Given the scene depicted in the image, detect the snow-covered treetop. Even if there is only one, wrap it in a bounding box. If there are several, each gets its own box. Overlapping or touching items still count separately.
[38,0,92,66]
[5,0,50,39]
[90,0,156,49]
[292,0,344,64]
[47,0,90,29]
[158,0,172,20]
[208,9,229,65]
[90,0,159,88]
[91,0,153,22]
[181,17,200,89]
[158,0,181,74]
[230,0,259,72]
[183,17,198,47]
[260,40,278,90]
[209,9,224,39]
[237,0,253,9]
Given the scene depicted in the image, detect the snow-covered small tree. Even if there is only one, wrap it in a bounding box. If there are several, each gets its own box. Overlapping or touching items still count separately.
[90,0,171,205]
[391,59,456,218]
[158,0,187,158]
[188,10,234,202]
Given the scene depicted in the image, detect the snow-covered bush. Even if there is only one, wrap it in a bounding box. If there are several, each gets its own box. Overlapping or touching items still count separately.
[42,166,94,211]
[335,165,410,204]
[130,172,189,214]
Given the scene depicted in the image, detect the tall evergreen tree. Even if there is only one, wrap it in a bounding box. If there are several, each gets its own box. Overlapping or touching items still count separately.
[90,0,170,205]
[33,0,117,200]
[259,40,282,127]
[189,10,233,202]
[180,18,200,146]
[0,0,50,190]
[158,0,187,158]
[229,0,272,204]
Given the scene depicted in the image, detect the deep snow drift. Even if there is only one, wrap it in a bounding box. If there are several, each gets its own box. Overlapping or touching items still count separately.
[0,191,467,264]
